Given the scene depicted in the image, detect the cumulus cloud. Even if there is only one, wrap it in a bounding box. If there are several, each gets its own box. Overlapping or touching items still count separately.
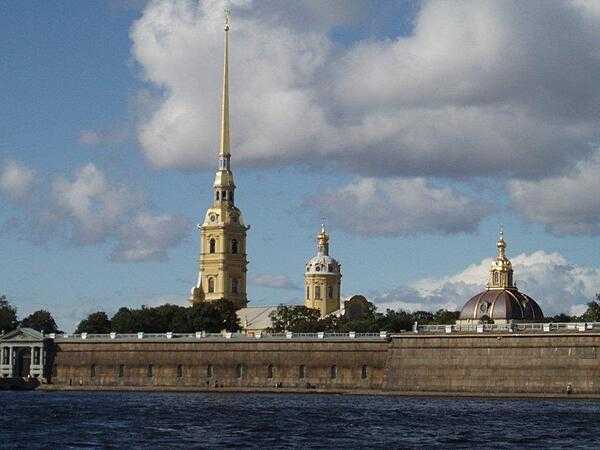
[250,274,299,290]
[307,177,490,236]
[0,161,190,262]
[131,0,600,179]
[0,161,35,201]
[508,151,600,235]
[372,250,600,317]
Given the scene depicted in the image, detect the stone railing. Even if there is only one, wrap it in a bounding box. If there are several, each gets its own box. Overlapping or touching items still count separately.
[51,331,390,341]
[413,322,600,334]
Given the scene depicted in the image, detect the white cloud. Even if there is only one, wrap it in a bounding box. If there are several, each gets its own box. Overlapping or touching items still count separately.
[308,177,490,236]
[373,250,600,317]
[0,161,35,201]
[508,151,600,235]
[131,0,600,179]
[0,161,189,262]
[250,274,299,290]
[113,212,189,262]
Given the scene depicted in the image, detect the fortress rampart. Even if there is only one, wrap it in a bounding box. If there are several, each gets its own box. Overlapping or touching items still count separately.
[33,327,600,397]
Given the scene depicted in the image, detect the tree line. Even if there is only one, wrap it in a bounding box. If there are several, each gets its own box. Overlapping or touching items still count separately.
[1,293,600,335]
[0,295,60,335]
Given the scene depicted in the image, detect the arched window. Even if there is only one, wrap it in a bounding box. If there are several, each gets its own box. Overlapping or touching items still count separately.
[299,365,306,379]
[267,364,274,379]
[222,191,226,201]
[361,365,368,379]
[90,364,96,378]
[177,365,183,378]
[327,286,333,299]
[207,365,214,378]
[231,239,238,254]
[232,278,239,294]
[209,239,216,254]
[330,365,337,379]
[236,364,245,379]
[306,286,310,300]
[216,191,220,201]
[315,286,321,300]
[230,191,234,202]
[208,277,215,293]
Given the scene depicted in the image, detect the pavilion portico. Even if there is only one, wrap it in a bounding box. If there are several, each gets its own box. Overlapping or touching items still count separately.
[0,328,48,379]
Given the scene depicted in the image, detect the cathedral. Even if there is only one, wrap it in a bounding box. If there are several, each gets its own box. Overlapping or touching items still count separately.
[189,15,248,310]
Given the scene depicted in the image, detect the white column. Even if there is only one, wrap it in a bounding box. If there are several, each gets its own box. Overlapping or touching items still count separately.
[8,346,13,377]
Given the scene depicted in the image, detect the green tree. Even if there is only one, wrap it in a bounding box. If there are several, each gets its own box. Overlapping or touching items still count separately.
[75,311,112,334]
[431,309,460,325]
[0,295,18,334]
[21,310,60,334]
[268,305,321,333]
[187,300,240,333]
[111,307,142,333]
[376,309,414,332]
[580,294,600,322]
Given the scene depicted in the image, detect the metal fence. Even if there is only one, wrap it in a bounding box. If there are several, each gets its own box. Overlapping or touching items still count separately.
[51,331,390,341]
[413,322,600,334]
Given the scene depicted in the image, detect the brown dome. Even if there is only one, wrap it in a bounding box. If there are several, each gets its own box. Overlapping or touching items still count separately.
[459,288,544,322]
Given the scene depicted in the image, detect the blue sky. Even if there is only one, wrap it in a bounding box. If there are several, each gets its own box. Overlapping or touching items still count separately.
[2,0,600,331]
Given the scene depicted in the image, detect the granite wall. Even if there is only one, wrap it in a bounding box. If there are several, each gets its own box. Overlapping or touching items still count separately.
[47,333,600,396]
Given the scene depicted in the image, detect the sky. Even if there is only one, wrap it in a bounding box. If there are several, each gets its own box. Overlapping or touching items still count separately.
[1,0,600,332]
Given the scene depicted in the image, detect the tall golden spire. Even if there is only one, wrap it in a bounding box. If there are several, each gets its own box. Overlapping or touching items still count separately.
[219,8,231,157]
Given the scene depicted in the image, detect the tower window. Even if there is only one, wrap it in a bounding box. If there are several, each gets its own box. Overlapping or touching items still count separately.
[315,286,321,300]
[327,286,333,299]
[222,191,226,200]
[216,191,220,201]
[306,286,310,300]
[330,365,337,379]
[267,364,274,379]
[231,239,238,254]
[232,278,239,294]
[209,239,216,254]
[208,277,215,293]
[230,191,234,202]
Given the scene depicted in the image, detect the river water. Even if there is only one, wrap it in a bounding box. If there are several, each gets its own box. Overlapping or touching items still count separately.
[1,391,599,449]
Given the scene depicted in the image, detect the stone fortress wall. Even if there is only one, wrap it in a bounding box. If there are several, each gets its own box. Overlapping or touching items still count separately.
[44,330,600,397]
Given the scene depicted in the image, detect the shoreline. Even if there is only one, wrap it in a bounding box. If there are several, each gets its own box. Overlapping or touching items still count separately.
[36,385,600,400]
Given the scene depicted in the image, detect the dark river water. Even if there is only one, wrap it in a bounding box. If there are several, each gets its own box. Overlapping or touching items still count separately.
[1,391,599,449]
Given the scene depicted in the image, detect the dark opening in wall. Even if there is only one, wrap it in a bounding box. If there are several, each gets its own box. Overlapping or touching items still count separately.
[299,365,306,379]
[177,365,183,378]
[330,365,337,379]
[236,364,245,379]
[118,365,124,378]
[267,364,274,379]
[361,365,368,379]
[147,365,154,378]
[90,364,96,378]
[207,364,214,378]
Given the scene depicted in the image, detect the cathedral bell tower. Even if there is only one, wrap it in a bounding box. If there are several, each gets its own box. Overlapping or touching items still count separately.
[190,11,249,309]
